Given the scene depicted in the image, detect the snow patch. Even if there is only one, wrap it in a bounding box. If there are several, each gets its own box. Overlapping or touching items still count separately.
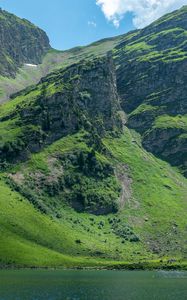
[25,63,38,68]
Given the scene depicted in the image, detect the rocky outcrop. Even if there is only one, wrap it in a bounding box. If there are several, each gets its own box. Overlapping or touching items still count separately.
[19,55,121,139]
[114,5,187,176]
[142,127,187,176]
[0,56,122,214]
[0,56,122,162]
[0,5,187,177]
[0,9,50,77]
[116,59,187,115]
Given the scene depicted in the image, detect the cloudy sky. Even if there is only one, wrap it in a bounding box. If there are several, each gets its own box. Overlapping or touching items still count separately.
[96,0,187,28]
[0,0,186,49]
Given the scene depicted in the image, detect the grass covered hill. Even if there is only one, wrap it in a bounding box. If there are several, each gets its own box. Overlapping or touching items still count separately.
[0,129,187,269]
[0,6,187,269]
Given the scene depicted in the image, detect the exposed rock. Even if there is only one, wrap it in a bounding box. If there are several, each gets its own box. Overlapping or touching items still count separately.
[0,56,122,163]
[114,6,187,176]
[143,128,187,176]
[115,164,132,209]
[0,9,50,77]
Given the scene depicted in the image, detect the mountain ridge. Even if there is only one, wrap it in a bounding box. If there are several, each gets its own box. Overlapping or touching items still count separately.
[0,6,187,269]
[0,8,50,78]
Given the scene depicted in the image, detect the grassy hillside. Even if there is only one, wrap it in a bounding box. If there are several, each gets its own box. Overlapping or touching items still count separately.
[0,35,124,103]
[0,6,187,270]
[0,128,187,268]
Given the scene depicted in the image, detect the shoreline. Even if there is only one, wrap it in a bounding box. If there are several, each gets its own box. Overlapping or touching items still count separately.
[1,262,187,271]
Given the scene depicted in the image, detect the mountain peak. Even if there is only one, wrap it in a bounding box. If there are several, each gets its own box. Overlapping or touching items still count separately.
[142,4,187,35]
[0,9,51,77]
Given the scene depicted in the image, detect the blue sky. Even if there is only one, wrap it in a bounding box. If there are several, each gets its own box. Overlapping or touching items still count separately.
[0,0,186,50]
[0,0,134,50]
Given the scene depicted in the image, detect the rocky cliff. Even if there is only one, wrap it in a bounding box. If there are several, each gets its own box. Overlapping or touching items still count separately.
[0,55,122,163]
[0,9,50,77]
[0,56,123,215]
[115,5,187,176]
[0,6,187,176]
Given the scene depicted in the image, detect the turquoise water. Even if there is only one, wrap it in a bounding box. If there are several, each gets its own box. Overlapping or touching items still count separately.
[0,270,186,299]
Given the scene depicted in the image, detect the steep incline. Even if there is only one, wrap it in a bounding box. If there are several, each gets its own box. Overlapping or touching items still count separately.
[0,29,124,103]
[0,56,122,165]
[0,6,187,268]
[115,5,187,176]
[0,128,187,268]
[0,9,50,77]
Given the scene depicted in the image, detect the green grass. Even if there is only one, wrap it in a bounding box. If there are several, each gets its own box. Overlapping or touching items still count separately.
[0,5,187,269]
[0,119,22,147]
[0,174,151,268]
[0,88,40,118]
[9,131,121,214]
[104,128,187,258]
[0,177,125,268]
[154,114,187,130]
[129,104,159,117]
[0,34,124,104]
[117,25,187,63]
[0,128,187,268]
[124,41,153,53]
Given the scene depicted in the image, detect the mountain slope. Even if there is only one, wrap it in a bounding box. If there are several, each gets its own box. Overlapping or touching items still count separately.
[0,128,187,268]
[0,56,187,268]
[0,6,187,269]
[0,33,124,103]
[0,6,186,176]
[115,6,187,176]
[0,9,50,78]
[0,55,122,165]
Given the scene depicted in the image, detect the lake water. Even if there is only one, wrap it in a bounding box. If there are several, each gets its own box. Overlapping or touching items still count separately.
[0,270,187,300]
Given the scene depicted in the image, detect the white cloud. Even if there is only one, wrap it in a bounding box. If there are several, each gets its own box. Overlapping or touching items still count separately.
[96,0,187,28]
[88,21,97,27]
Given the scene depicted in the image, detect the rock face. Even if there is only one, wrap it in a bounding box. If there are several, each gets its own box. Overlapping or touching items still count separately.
[142,127,187,177]
[0,56,122,162]
[0,9,50,77]
[0,5,187,176]
[115,5,187,176]
[0,56,122,215]
[35,55,121,141]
